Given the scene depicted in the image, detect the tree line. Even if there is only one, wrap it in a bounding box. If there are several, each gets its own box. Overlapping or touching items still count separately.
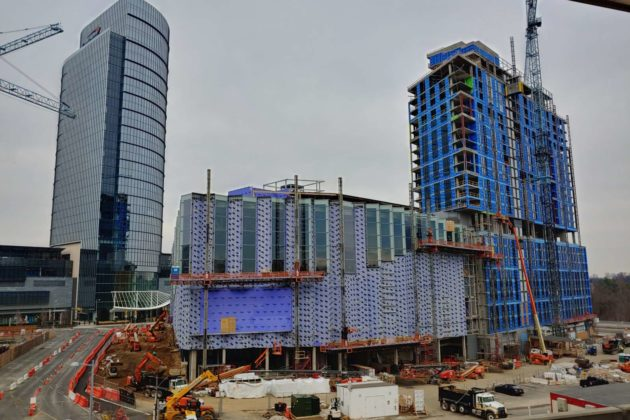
[591,273,630,321]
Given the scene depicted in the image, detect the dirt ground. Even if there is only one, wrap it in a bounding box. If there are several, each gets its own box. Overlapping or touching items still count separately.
[189,352,622,420]
[97,324,182,387]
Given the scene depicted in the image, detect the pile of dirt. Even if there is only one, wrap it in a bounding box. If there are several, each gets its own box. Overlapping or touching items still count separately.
[97,324,182,388]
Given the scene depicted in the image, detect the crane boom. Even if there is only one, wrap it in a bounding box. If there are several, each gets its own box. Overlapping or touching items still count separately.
[0,22,75,118]
[0,23,63,56]
[164,365,251,414]
[497,214,547,353]
[0,78,76,118]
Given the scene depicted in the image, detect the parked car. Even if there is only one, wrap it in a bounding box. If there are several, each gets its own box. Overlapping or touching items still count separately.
[494,384,524,396]
[579,376,609,388]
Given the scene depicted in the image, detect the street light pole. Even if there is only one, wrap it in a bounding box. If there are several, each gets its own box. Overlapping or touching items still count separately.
[88,361,95,420]
[95,299,101,323]
[153,372,158,420]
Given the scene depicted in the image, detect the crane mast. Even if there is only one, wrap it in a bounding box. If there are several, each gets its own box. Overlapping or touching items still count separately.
[524,0,563,335]
[0,23,75,118]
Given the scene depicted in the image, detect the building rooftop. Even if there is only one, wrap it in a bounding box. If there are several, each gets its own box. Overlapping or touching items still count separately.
[426,40,500,69]
[337,381,396,390]
[0,245,66,260]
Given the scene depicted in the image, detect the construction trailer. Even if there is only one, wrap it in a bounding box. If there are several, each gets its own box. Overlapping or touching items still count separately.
[408,41,592,359]
[337,382,399,419]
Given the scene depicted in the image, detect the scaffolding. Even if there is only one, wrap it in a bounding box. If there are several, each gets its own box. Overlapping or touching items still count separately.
[170,271,326,286]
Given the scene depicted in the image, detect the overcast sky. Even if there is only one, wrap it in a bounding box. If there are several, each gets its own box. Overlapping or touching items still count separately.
[0,1,628,276]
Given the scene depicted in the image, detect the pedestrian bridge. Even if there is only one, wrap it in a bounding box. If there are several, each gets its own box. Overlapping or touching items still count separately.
[111,290,170,312]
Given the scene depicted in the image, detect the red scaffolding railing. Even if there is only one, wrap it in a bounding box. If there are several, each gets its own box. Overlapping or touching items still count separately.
[321,334,433,353]
[416,239,496,257]
[170,270,326,286]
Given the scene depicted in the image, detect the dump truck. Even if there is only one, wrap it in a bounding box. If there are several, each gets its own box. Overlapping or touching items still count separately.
[438,385,507,419]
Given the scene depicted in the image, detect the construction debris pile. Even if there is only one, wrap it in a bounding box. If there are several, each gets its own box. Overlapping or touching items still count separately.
[98,313,184,389]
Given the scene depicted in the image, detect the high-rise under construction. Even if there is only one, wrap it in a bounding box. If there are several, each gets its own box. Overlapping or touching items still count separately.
[408,41,592,357]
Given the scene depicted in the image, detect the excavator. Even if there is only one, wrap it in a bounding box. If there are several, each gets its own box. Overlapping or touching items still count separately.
[161,365,251,420]
[126,352,167,390]
[146,310,169,343]
[496,214,554,365]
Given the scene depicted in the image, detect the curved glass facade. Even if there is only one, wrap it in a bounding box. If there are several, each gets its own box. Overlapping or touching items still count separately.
[50,0,169,315]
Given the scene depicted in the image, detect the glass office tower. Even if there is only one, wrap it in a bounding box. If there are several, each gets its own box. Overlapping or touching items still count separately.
[50,0,169,318]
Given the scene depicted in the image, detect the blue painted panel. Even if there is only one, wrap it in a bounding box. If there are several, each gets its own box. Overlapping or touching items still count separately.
[198,287,293,334]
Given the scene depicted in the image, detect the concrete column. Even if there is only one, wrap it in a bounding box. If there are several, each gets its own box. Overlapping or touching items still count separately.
[189,350,198,380]
[394,348,399,365]
[221,348,227,364]
[462,336,468,361]
[285,350,290,368]
[312,347,317,370]
[337,352,343,371]
[264,348,270,371]
[436,339,442,363]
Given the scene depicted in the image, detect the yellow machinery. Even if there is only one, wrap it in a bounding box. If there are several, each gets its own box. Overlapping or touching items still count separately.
[496,214,553,365]
[161,365,250,420]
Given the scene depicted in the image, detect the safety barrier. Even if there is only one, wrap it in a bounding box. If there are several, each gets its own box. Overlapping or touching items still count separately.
[67,329,116,407]
[86,385,120,402]
[28,387,41,416]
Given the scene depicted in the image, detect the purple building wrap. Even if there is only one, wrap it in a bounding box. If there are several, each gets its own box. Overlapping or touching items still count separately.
[197,287,293,334]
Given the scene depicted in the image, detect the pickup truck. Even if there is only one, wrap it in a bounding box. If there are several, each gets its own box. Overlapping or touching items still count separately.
[439,385,507,419]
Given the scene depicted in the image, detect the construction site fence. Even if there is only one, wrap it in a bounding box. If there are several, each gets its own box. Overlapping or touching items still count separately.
[68,328,116,401]
[0,330,52,369]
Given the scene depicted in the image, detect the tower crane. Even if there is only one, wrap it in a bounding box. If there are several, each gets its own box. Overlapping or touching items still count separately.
[0,23,75,118]
[523,1,563,336]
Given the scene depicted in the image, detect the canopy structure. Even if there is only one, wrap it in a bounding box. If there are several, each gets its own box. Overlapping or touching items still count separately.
[111,291,170,312]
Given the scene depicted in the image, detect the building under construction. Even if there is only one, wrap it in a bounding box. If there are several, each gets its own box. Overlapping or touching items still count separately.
[171,181,477,375]
[408,41,592,358]
[169,41,592,374]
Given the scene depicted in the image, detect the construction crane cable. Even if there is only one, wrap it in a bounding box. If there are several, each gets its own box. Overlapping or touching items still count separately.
[0,25,50,35]
[0,55,57,98]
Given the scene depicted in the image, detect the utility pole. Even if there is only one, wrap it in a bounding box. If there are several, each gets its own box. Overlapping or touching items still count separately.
[338,177,346,370]
[203,169,211,371]
[153,373,158,420]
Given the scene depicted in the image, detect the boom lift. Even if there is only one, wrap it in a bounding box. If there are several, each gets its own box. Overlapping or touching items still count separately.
[161,365,251,420]
[496,214,553,365]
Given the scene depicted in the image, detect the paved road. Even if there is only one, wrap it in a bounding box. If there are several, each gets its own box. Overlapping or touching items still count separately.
[0,327,99,419]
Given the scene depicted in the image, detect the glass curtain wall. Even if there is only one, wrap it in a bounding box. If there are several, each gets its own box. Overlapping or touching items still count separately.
[213,195,228,273]
[299,199,312,271]
[314,200,329,272]
[366,204,380,267]
[271,199,286,272]
[242,198,256,272]
[343,203,356,274]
